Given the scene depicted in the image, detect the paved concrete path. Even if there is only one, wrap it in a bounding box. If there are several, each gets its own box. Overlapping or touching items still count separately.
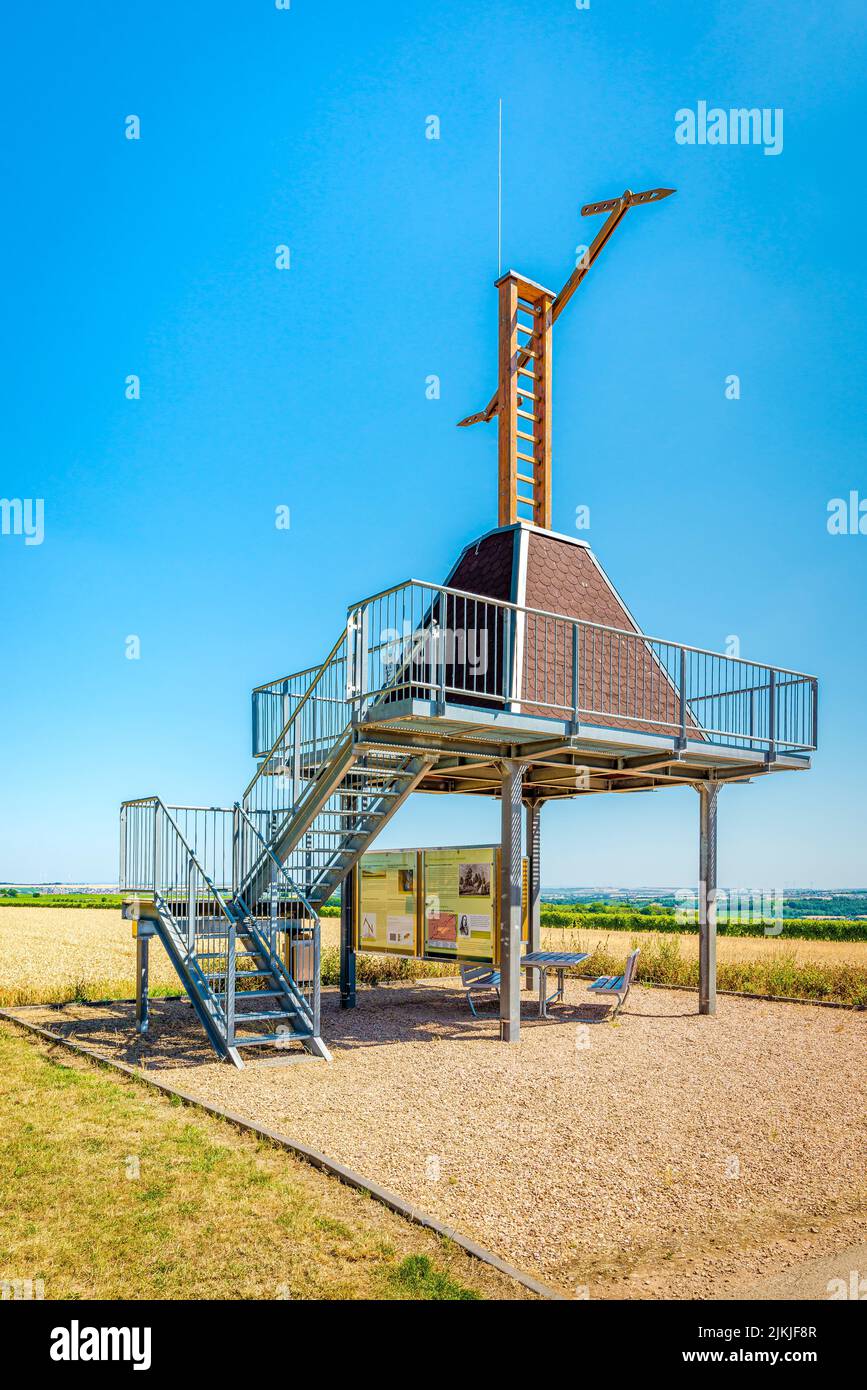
[735,1242,867,1301]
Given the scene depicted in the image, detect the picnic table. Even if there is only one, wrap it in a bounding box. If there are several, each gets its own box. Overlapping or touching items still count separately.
[522,950,589,1018]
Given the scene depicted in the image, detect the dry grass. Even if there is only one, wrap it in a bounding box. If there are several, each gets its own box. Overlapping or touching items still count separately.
[4,907,865,1010]
[0,1021,529,1300]
[544,923,867,967]
[321,920,867,1006]
[0,906,177,1006]
[538,928,867,1006]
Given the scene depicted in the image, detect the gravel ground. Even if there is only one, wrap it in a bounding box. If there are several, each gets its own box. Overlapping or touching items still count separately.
[14,978,866,1299]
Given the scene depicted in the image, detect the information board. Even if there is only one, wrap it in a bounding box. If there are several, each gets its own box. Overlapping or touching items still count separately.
[423,846,497,962]
[356,849,419,955]
[356,845,528,964]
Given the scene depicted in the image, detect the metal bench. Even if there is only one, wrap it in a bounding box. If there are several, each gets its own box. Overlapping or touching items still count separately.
[587,947,640,1019]
[460,964,501,1017]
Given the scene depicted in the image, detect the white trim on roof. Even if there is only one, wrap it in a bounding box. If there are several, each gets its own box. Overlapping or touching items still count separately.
[444,521,591,587]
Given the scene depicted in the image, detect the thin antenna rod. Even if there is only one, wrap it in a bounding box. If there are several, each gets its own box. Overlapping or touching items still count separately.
[497,98,502,276]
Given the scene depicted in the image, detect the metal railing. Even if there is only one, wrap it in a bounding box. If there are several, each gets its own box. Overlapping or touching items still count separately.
[251,662,324,761]
[244,627,352,838]
[233,804,320,1036]
[251,582,817,762]
[336,579,817,754]
[119,797,239,1037]
[119,796,321,1040]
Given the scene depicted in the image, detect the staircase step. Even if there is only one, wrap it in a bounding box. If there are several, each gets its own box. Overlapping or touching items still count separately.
[235,1009,298,1022]
[234,989,285,999]
[307,822,366,834]
[234,1032,306,1048]
[194,939,260,947]
[195,930,257,939]
[333,788,400,798]
[195,951,263,961]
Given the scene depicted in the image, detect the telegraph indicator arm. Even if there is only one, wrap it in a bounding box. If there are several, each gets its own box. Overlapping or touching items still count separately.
[457,186,676,429]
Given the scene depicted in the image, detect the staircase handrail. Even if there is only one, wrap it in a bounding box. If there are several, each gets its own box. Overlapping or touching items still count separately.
[121,794,240,926]
[233,802,321,925]
[241,626,349,807]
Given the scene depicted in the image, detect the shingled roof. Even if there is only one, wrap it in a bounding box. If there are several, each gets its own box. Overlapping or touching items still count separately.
[445,523,698,738]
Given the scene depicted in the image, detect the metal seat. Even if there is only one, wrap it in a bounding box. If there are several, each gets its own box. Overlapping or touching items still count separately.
[460,964,501,1017]
[586,947,640,1019]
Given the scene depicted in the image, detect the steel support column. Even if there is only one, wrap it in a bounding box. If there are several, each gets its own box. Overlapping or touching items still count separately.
[500,760,523,1042]
[135,924,154,1034]
[524,800,542,990]
[698,783,720,1015]
[340,866,357,1009]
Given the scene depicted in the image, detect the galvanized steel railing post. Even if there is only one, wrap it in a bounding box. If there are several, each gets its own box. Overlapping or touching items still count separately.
[768,668,777,759]
[571,622,580,732]
[438,617,447,709]
[292,719,301,809]
[187,856,196,952]
[678,646,687,747]
[359,606,370,719]
[152,803,162,898]
[312,918,321,1037]
[225,922,236,1048]
[345,609,356,703]
[811,678,818,751]
[502,608,513,711]
[119,806,127,890]
[347,605,370,723]
[231,804,240,898]
[340,864,357,1010]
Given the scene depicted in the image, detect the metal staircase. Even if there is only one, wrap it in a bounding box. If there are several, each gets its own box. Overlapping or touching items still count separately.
[120,624,431,1066]
[120,798,329,1066]
[237,624,434,912]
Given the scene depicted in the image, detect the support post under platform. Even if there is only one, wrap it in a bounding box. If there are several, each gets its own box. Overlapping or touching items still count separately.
[340,866,357,1009]
[698,783,720,1016]
[500,760,523,1042]
[135,922,155,1034]
[525,801,542,990]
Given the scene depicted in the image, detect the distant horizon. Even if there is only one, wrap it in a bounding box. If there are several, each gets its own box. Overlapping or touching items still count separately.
[3,882,866,895]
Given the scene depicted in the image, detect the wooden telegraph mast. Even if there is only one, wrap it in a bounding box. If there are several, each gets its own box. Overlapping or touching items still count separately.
[458,186,676,531]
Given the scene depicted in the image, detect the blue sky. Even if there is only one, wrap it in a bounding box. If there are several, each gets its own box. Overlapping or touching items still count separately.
[1,0,864,888]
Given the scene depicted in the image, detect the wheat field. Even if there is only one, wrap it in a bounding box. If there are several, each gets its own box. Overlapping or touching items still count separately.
[0,906,178,1005]
[2,907,866,1008]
